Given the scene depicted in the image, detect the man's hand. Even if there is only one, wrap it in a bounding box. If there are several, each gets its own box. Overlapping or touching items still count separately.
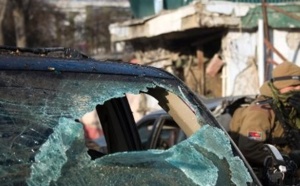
[78,110,106,152]
[79,109,103,140]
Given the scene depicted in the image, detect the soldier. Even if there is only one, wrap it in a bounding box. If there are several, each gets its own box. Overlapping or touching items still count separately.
[229,61,300,183]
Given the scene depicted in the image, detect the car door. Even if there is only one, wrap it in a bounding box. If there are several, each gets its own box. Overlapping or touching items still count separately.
[147,114,185,149]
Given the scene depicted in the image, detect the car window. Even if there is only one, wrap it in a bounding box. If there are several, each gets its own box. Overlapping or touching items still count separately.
[155,118,183,149]
[0,68,254,185]
[137,119,155,148]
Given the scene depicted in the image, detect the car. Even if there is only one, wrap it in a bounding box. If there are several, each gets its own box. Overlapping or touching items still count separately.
[136,109,186,150]
[81,94,245,153]
[0,46,262,185]
[136,95,257,149]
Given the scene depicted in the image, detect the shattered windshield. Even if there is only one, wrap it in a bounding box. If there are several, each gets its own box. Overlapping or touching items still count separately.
[0,70,252,185]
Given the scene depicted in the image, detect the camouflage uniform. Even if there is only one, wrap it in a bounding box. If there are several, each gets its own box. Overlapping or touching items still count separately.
[230,61,300,168]
[230,96,290,166]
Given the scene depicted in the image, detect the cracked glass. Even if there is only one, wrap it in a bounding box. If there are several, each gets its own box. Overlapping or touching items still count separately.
[0,70,253,185]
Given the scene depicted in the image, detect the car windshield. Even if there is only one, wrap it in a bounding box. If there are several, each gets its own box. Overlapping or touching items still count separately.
[0,67,252,185]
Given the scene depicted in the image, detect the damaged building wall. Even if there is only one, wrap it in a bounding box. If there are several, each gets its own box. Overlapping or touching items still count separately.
[222,29,300,97]
[132,46,222,98]
[274,30,300,64]
[221,31,259,96]
[109,1,300,99]
[121,29,300,99]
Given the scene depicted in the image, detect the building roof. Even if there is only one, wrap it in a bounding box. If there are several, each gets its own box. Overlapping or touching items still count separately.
[109,1,300,42]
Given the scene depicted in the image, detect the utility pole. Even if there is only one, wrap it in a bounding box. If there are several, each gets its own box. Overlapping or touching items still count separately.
[261,0,271,81]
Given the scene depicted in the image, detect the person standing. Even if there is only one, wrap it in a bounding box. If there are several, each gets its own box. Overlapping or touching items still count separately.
[229,61,300,183]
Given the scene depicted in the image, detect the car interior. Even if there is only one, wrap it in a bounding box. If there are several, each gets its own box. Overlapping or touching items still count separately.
[81,91,194,159]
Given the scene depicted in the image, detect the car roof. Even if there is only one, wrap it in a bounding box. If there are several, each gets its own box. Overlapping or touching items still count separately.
[0,46,175,80]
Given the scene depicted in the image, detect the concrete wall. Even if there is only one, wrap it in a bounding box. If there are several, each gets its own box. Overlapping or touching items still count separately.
[222,29,300,97]
[273,30,300,65]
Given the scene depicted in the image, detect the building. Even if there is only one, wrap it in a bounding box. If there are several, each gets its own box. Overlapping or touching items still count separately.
[109,0,300,97]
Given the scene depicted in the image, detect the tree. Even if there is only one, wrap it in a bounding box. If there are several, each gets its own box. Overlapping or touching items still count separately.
[0,0,8,45]
[11,0,27,47]
[2,0,69,48]
[84,6,131,55]
[1,0,132,56]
